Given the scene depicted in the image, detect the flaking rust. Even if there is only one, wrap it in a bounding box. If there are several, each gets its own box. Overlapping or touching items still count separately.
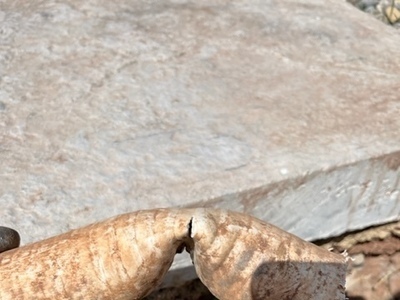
[0,209,347,299]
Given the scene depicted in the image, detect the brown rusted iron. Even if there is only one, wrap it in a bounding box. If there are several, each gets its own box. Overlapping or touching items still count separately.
[0,209,347,299]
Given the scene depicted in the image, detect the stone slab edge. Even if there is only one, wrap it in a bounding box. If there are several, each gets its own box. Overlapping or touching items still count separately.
[165,149,400,286]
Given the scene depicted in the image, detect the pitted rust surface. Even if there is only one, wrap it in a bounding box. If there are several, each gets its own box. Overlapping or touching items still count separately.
[190,209,346,300]
[0,209,347,299]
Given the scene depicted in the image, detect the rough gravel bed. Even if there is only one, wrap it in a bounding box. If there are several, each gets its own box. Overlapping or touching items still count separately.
[348,0,400,26]
[318,220,400,300]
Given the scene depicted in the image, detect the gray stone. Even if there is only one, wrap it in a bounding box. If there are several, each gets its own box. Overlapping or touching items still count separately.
[0,0,399,286]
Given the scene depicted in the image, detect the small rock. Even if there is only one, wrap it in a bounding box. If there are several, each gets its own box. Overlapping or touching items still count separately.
[351,253,365,267]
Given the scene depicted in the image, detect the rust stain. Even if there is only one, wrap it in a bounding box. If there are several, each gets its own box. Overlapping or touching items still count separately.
[382,151,400,171]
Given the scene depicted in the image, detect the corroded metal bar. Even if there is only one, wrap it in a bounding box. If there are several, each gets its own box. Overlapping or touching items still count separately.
[190,209,347,300]
[0,209,192,300]
[0,209,347,299]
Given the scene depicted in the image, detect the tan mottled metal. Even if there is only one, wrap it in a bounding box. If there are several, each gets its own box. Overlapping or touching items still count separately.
[190,209,347,300]
[0,209,347,299]
[0,209,192,300]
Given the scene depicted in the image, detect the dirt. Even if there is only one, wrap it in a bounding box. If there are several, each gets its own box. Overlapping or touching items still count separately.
[146,220,400,300]
[317,220,400,300]
[145,278,216,300]
[348,0,400,27]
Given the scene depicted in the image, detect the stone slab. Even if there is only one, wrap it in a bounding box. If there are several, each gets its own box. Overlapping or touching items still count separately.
[0,0,400,286]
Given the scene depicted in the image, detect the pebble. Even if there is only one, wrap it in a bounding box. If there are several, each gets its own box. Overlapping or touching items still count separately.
[0,226,20,253]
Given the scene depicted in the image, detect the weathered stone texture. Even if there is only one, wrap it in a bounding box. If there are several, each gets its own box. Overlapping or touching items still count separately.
[0,0,399,269]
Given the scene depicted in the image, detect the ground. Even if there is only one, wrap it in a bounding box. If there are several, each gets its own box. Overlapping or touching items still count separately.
[349,0,400,27]
[318,221,400,300]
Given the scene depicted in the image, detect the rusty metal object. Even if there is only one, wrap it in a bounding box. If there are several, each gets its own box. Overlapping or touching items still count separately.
[0,209,347,299]
[190,209,347,300]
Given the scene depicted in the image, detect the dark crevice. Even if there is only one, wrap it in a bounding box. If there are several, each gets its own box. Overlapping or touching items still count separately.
[188,217,193,238]
[184,217,195,254]
[176,217,195,254]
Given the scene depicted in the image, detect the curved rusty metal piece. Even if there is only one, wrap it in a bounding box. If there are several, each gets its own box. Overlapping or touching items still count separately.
[0,209,192,300]
[0,209,347,299]
[190,209,347,300]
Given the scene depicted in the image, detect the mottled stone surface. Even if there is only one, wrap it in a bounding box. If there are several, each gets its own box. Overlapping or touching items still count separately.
[0,0,399,284]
